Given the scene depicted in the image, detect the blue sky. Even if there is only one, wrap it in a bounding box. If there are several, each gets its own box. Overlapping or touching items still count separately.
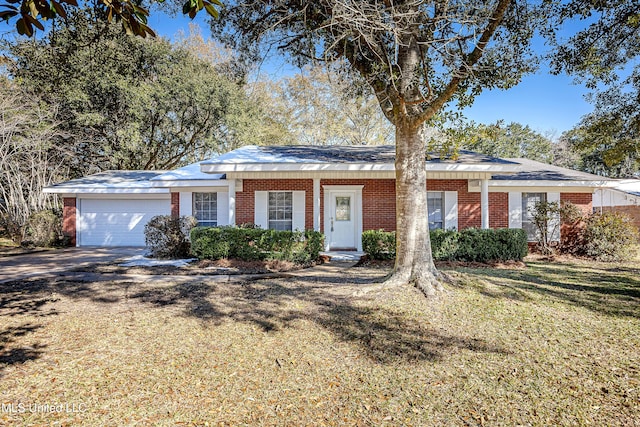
[149,12,593,138]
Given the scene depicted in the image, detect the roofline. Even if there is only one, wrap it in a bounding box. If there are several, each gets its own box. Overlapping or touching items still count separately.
[150,179,230,188]
[43,187,170,194]
[200,162,521,173]
[489,180,619,188]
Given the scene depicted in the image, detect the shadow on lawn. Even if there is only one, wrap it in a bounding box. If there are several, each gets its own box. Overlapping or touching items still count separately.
[0,324,46,375]
[0,270,509,365]
[451,261,640,318]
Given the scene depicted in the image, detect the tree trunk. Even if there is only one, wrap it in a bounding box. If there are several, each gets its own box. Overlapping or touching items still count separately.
[385,120,445,297]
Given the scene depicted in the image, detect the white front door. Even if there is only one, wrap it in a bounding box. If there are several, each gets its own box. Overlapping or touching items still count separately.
[328,191,356,250]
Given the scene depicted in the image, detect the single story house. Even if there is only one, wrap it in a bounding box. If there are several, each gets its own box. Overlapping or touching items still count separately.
[44,145,620,249]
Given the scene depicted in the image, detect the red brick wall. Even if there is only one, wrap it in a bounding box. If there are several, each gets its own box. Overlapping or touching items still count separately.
[321,179,396,232]
[429,179,481,229]
[489,192,509,229]
[236,179,314,229]
[62,197,76,246]
[560,192,593,243]
[170,192,180,218]
[561,193,592,216]
[321,179,480,232]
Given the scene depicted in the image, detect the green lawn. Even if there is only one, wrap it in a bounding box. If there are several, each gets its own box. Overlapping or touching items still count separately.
[1,257,638,425]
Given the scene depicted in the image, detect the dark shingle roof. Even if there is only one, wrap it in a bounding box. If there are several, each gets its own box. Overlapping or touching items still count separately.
[209,144,517,165]
[495,158,618,182]
[47,171,167,189]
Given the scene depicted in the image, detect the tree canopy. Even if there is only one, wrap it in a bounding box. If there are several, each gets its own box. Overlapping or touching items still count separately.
[6,10,274,176]
[0,0,222,37]
[209,0,543,295]
[548,0,640,176]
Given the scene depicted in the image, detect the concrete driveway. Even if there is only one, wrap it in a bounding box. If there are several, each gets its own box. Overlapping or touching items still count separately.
[0,247,145,284]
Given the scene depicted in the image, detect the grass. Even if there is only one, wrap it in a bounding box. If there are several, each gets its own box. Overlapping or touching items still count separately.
[1,257,639,426]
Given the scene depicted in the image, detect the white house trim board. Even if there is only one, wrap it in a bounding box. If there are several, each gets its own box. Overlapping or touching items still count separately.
[444,191,458,230]
[313,178,321,231]
[201,162,521,174]
[323,185,363,251]
[508,192,522,229]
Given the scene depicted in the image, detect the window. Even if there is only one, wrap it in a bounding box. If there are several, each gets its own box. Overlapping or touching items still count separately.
[193,192,217,227]
[522,192,546,241]
[268,191,293,231]
[427,192,443,230]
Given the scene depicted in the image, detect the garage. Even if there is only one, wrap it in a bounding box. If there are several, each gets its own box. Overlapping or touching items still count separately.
[77,197,170,247]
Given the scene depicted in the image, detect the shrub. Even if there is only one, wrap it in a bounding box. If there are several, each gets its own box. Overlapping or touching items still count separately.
[362,229,396,260]
[190,226,324,264]
[144,215,197,259]
[24,209,63,247]
[362,228,528,262]
[582,212,639,262]
[530,201,582,255]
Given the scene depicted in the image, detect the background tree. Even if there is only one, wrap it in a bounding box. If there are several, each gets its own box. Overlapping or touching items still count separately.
[547,0,640,177]
[0,0,221,37]
[255,65,393,146]
[0,82,69,242]
[460,120,553,163]
[211,0,541,295]
[6,9,275,176]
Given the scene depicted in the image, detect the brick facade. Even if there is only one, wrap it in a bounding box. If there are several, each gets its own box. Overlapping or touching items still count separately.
[560,192,593,243]
[220,179,595,236]
[170,192,180,218]
[62,197,76,246]
[236,179,315,229]
[489,192,509,229]
[321,178,482,232]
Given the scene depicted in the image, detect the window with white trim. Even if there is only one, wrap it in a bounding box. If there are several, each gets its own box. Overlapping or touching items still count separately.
[268,191,293,231]
[427,191,444,230]
[193,192,217,227]
[522,192,545,241]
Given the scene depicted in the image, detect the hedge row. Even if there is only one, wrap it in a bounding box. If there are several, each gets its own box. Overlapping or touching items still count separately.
[190,226,324,264]
[362,228,528,262]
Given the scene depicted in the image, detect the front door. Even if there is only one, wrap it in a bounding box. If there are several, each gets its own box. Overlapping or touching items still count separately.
[328,192,356,250]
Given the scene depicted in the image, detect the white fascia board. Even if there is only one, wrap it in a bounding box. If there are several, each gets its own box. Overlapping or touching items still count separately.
[150,179,230,188]
[489,180,618,188]
[200,162,521,174]
[43,187,170,194]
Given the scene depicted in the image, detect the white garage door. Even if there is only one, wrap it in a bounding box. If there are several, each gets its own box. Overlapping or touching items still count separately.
[77,198,171,247]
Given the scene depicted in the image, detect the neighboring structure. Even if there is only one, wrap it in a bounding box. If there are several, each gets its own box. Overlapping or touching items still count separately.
[593,179,640,230]
[44,145,619,249]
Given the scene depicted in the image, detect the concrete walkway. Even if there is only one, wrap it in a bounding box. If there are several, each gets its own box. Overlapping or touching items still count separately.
[0,247,145,284]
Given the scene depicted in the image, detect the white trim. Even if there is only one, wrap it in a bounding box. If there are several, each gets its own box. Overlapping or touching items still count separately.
[228,179,236,226]
[179,192,193,216]
[489,180,616,188]
[201,162,521,174]
[292,191,306,230]
[547,192,561,241]
[323,185,363,251]
[313,178,321,231]
[481,179,489,229]
[508,192,522,229]
[254,191,268,228]
[65,193,171,200]
[444,191,458,230]
[44,188,170,194]
[217,192,230,226]
[150,179,229,188]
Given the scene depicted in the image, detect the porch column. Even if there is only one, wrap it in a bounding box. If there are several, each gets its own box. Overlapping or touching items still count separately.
[481,179,489,229]
[313,178,321,231]
[228,179,236,226]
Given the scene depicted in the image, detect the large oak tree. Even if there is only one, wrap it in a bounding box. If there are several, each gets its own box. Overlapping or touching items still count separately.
[211,0,541,295]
